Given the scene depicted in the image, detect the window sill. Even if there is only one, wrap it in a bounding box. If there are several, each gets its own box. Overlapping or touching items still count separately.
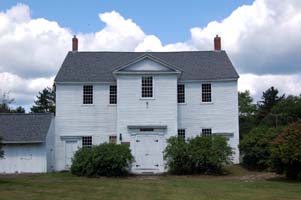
[108,104,117,107]
[200,102,214,105]
[178,103,187,105]
[81,104,95,106]
[140,97,155,100]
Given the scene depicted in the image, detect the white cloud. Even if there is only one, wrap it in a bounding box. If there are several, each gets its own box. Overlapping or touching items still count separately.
[80,11,146,51]
[189,0,301,74]
[0,1,301,109]
[0,72,54,108]
[239,73,301,101]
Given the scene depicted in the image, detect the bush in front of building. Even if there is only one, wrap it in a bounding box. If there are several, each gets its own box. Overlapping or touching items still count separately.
[271,121,301,179]
[164,135,233,175]
[71,143,134,177]
[239,126,282,170]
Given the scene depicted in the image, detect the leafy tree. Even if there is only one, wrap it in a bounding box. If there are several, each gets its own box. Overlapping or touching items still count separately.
[239,90,257,116]
[0,92,14,113]
[257,87,284,123]
[0,92,25,113]
[11,106,25,113]
[271,121,301,179]
[263,95,301,127]
[239,126,282,170]
[239,91,257,139]
[31,87,55,113]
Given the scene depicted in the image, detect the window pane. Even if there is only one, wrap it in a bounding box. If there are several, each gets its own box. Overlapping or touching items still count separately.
[109,136,117,144]
[83,85,93,104]
[109,85,117,104]
[202,84,211,102]
[141,76,153,98]
[202,128,212,136]
[178,129,186,140]
[82,136,92,148]
[177,84,185,103]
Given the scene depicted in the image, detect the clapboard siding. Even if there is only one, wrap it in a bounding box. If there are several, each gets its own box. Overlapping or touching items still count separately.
[0,144,47,173]
[116,74,178,141]
[54,78,239,170]
[54,83,117,170]
[178,80,239,163]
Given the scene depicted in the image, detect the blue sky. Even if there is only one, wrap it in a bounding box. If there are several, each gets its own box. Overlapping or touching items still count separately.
[0,0,300,109]
[0,0,253,44]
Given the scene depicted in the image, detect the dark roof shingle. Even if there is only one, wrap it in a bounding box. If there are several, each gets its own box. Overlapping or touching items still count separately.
[55,51,239,82]
[0,113,53,143]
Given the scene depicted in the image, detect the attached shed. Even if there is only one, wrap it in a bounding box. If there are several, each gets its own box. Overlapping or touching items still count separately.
[0,113,54,173]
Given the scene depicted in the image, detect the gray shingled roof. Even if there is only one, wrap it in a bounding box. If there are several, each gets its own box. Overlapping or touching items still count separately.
[55,51,239,82]
[0,114,53,143]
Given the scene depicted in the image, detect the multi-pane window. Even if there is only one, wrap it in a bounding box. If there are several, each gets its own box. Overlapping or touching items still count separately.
[202,83,212,102]
[141,76,153,98]
[83,85,93,104]
[109,85,117,104]
[109,136,117,144]
[82,136,92,148]
[178,129,186,140]
[202,128,212,136]
[177,84,185,103]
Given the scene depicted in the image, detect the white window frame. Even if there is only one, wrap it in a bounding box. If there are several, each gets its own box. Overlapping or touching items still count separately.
[201,128,212,136]
[177,84,185,104]
[177,129,186,140]
[109,85,117,105]
[141,76,154,99]
[83,85,94,105]
[82,136,93,148]
[201,83,212,103]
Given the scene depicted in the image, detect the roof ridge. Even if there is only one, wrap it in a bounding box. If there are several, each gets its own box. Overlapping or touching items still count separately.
[68,50,226,53]
[0,113,54,115]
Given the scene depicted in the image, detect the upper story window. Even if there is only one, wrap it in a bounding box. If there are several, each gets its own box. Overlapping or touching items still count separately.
[177,84,185,103]
[141,76,153,98]
[178,129,186,140]
[109,85,117,104]
[202,83,212,102]
[82,136,92,148]
[83,85,93,104]
[202,128,212,136]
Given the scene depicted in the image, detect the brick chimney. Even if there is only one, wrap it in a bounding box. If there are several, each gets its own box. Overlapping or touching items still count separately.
[214,35,221,51]
[72,35,78,51]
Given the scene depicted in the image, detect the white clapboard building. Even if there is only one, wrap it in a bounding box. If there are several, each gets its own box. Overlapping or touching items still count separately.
[0,35,239,174]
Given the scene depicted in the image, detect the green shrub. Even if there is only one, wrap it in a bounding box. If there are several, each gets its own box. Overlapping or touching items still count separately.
[163,137,193,174]
[71,143,134,177]
[239,126,282,170]
[164,135,233,175]
[271,121,301,179]
[190,135,233,174]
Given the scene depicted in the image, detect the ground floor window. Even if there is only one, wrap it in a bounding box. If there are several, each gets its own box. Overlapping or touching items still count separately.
[109,135,117,144]
[82,136,92,148]
[202,128,212,136]
[178,129,186,140]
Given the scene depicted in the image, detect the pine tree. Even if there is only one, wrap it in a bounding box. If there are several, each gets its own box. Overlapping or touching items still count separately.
[30,87,55,113]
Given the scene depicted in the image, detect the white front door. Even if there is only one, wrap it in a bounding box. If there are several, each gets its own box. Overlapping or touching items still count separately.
[65,140,78,169]
[132,134,164,173]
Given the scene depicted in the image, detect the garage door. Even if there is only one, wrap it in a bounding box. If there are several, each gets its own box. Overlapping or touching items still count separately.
[0,144,47,173]
[132,135,164,172]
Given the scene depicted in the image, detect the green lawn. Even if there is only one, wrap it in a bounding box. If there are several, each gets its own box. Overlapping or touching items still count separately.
[0,166,300,200]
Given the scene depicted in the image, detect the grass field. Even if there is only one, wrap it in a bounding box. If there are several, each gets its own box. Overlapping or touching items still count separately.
[0,166,300,200]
